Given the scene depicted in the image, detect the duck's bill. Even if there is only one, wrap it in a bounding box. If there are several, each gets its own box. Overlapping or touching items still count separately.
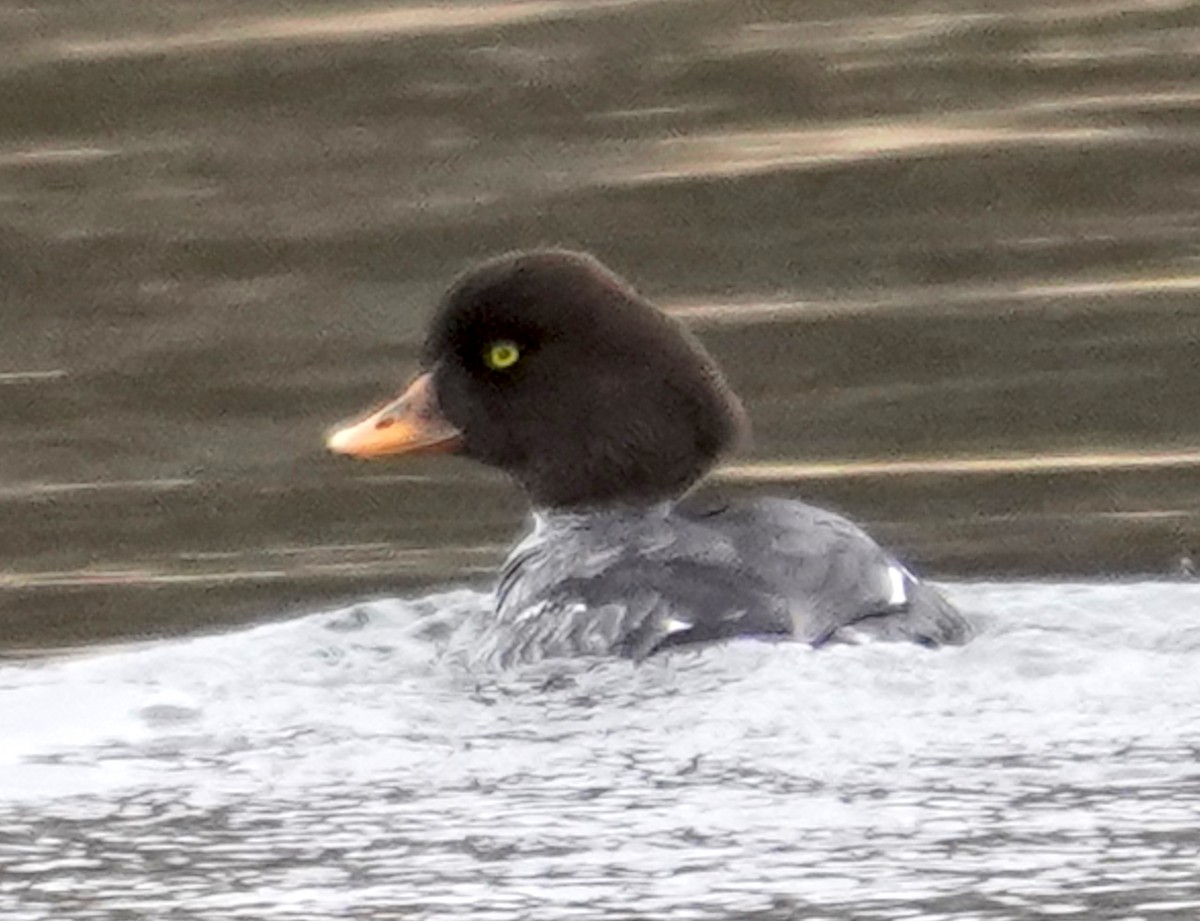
[325,372,463,459]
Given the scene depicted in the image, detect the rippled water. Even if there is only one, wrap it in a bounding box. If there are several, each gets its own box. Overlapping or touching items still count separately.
[7,0,1200,649]
[3,582,1199,920]
[5,2,1200,916]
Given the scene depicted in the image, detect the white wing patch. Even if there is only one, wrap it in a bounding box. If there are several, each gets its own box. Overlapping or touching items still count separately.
[663,616,694,636]
[887,565,909,607]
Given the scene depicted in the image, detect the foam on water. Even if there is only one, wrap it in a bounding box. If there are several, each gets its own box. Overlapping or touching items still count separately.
[2,582,1200,920]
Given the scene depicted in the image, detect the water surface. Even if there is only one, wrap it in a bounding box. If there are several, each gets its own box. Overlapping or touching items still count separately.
[4,4,1200,916]
[5,0,1200,645]
[3,582,1199,919]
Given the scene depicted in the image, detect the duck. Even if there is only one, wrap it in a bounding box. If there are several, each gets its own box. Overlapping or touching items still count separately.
[326,249,971,665]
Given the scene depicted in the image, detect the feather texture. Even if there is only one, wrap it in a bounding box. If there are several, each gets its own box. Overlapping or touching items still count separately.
[476,496,971,666]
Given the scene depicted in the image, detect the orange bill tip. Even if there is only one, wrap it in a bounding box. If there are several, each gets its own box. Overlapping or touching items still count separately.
[325,373,462,459]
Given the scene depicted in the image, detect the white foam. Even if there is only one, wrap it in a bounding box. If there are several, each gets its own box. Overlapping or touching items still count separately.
[2,581,1200,919]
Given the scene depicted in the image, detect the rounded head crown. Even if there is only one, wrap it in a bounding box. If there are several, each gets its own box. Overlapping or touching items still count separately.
[423,250,747,508]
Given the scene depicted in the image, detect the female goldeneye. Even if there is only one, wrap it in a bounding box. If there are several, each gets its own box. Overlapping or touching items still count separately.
[327,250,970,664]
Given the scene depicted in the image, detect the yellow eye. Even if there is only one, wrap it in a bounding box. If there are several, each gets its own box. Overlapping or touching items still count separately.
[484,340,521,370]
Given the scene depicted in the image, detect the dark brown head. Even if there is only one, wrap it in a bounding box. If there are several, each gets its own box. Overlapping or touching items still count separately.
[327,250,746,509]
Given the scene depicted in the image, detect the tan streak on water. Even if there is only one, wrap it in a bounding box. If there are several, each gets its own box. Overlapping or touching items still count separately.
[612,119,1146,185]
[667,273,1200,324]
[0,544,506,589]
[5,446,1200,506]
[44,1,657,62]
[0,479,197,501]
[718,449,1200,482]
[0,369,68,383]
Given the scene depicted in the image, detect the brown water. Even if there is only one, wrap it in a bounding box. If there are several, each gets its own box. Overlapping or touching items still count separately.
[4,0,1200,648]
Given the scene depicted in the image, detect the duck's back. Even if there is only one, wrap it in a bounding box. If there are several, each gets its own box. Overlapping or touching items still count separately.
[478,496,969,666]
[676,495,969,647]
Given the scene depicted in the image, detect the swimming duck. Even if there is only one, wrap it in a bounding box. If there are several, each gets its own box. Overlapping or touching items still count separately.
[327,250,970,664]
